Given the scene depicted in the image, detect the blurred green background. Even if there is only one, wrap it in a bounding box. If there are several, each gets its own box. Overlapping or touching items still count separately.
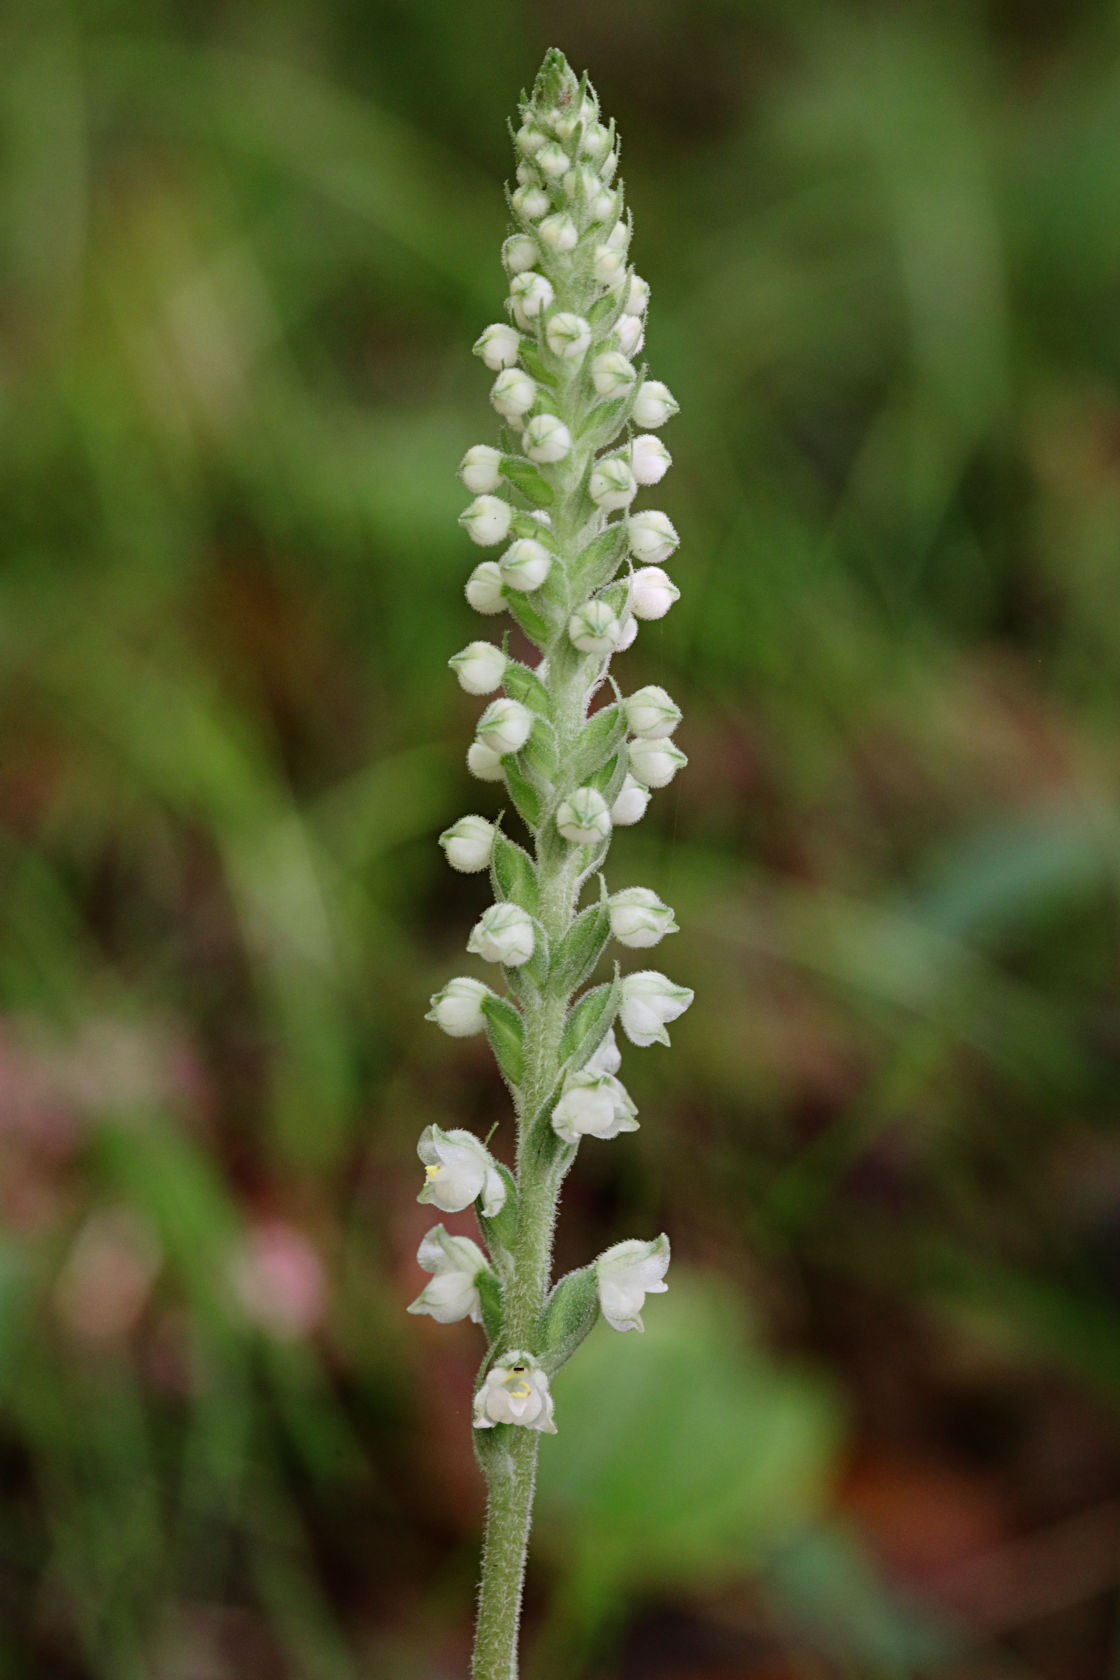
[4,0,1120,1675]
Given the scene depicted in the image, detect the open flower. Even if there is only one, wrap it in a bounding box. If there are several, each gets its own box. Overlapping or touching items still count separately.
[467,902,536,967]
[474,1353,557,1432]
[407,1226,491,1325]
[619,970,694,1048]
[417,1125,507,1217]
[426,976,492,1036]
[596,1234,670,1332]
[551,1068,638,1143]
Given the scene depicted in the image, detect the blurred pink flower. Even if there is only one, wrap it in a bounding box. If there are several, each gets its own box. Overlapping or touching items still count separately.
[230,1221,327,1339]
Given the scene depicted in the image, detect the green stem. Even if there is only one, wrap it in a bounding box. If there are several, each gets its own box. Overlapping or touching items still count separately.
[472,1429,540,1680]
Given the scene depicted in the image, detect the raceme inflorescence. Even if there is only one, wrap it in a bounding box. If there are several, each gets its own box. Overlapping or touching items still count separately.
[409,49,691,1679]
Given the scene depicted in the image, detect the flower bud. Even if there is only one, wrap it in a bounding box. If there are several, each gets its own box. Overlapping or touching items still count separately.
[614,613,639,651]
[592,245,626,286]
[596,1234,670,1332]
[618,970,694,1048]
[605,217,629,252]
[515,161,541,188]
[467,740,505,782]
[536,141,569,179]
[600,150,619,185]
[551,1068,638,1143]
[465,561,506,616]
[458,444,504,494]
[502,234,540,274]
[467,901,536,967]
[499,538,552,592]
[627,510,679,564]
[631,379,679,428]
[556,786,611,845]
[473,322,522,370]
[630,434,671,486]
[629,565,680,620]
[591,351,636,398]
[545,312,591,360]
[608,886,678,948]
[439,815,495,873]
[408,1226,490,1325]
[449,640,507,695]
[515,124,547,157]
[425,978,492,1038]
[626,274,650,315]
[589,456,637,511]
[538,212,578,253]
[568,599,621,654]
[476,696,534,756]
[511,184,549,220]
[473,1354,556,1433]
[624,684,682,739]
[417,1123,507,1215]
[588,186,617,222]
[523,414,572,464]
[509,271,555,328]
[610,774,651,826]
[615,313,645,357]
[460,495,513,547]
[490,368,537,418]
[582,122,612,163]
[628,737,688,789]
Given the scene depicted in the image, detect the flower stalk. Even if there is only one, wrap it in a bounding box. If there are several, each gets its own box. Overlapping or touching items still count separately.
[412,49,692,1679]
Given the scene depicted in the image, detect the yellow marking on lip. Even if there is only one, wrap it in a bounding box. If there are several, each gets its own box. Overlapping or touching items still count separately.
[503,1377,532,1399]
[425,1164,442,1180]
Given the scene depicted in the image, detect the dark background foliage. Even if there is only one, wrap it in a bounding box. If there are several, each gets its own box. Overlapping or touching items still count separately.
[3,0,1120,1674]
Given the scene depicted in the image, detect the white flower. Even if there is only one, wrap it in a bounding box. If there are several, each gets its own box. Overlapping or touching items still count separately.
[460,495,513,547]
[516,161,541,188]
[417,1124,507,1216]
[582,122,612,163]
[536,142,569,180]
[626,274,650,316]
[569,599,621,654]
[591,351,636,398]
[610,773,651,826]
[539,212,578,253]
[605,218,629,252]
[629,565,680,620]
[523,414,572,464]
[628,736,687,789]
[473,1354,556,1433]
[615,313,645,357]
[458,444,504,494]
[608,887,678,948]
[509,271,555,329]
[502,234,540,273]
[630,434,671,486]
[439,815,495,873]
[407,1226,490,1325]
[592,245,626,286]
[476,697,534,757]
[619,970,694,1048]
[596,1234,670,1332]
[511,184,549,220]
[468,901,536,967]
[467,741,505,782]
[490,368,537,419]
[627,510,679,565]
[551,1068,638,1143]
[450,641,507,695]
[624,684,681,739]
[465,561,507,616]
[614,613,638,652]
[586,1028,622,1076]
[556,787,611,845]
[589,457,637,511]
[545,312,591,360]
[473,323,522,370]
[588,187,616,222]
[631,379,679,428]
[499,538,552,592]
[425,976,492,1036]
[515,124,547,157]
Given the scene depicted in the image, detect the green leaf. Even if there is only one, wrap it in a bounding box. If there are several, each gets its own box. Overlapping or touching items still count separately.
[586,748,628,807]
[503,759,542,831]
[501,455,555,507]
[567,704,625,788]
[505,591,552,650]
[482,993,525,1088]
[491,831,539,915]
[477,1269,504,1346]
[503,661,551,715]
[520,716,559,784]
[517,343,558,393]
[587,285,629,333]
[559,972,620,1070]
[538,1265,599,1375]
[550,903,610,997]
[576,388,637,448]
[570,524,627,596]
